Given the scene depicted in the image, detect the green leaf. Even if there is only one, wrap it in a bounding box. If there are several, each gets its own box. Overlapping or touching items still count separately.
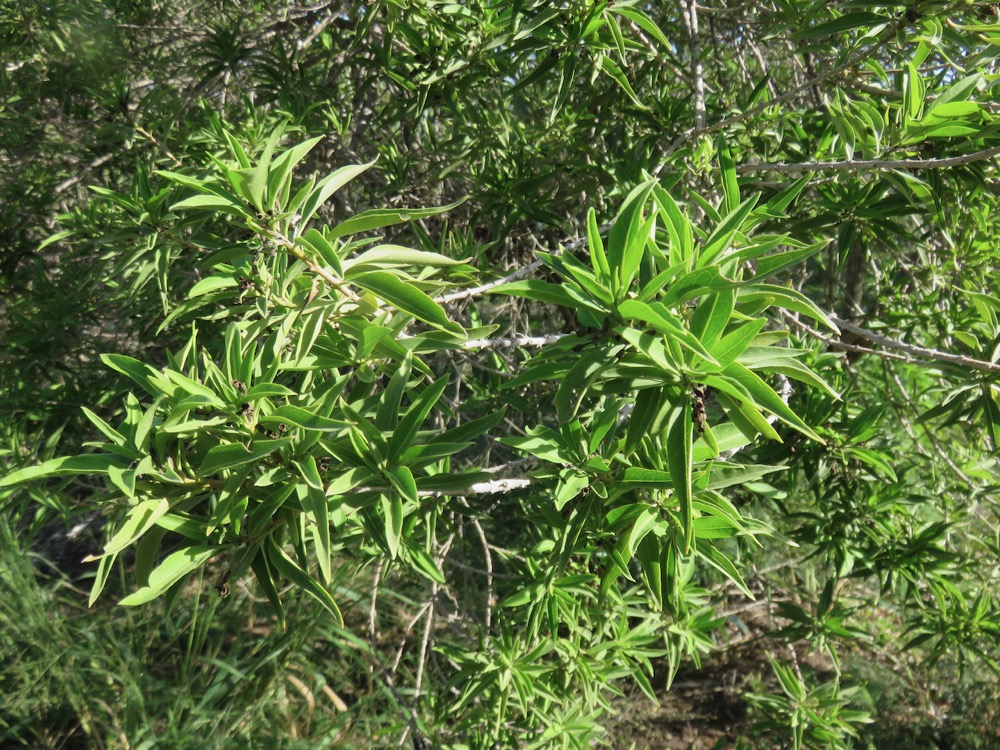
[491,279,607,314]
[188,275,238,298]
[437,409,506,444]
[625,387,666,456]
[723,363,823,442]
[407,545,445,584]
[170,193,253,218]
[251,547,285,630]
[376,352,412,431]
[587,207,611,282]
[664,389,694,553]
[555,346,621,421]
[598,55,647,109]
[245,383,297,400]
[708,319,767,369]
[387,464,418,504]
[389,376,450,457]
[330,200,464,240]
[227,165,268,212]
[259,405,346,432]
[713,390,780,442]
[119,545,218,606]
[691,289,735,351]
[750,240,828,278]
[791,12,890,40]
[266,136,323,209]
[607,180,657,295]
[905,61,925,121]
[344,245,468,272]
[81,407,129,448]
[300,161,375,225]
[696,540,753,598]
[297,229,343,276]
[382,493,403,558]
[200,438,291,475]
[608,7,670,49]
[0,453,132,487]
[661,265,739,307]
[697,195,759,269]
[739,284,839,332]
[717,136,740,215]
[101,353,169,398]
[351,271,464,335]
[89,554,117,607]
[297,463,332,583]
[651,185,694,265]
[618,299,720,365]
[265,538,343,625]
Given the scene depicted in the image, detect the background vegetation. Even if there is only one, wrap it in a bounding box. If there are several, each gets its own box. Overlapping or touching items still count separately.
[2,1,1000,748]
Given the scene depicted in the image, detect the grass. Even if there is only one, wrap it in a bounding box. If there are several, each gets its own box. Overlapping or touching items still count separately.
[0,518,407,749]
[4,512,999,750]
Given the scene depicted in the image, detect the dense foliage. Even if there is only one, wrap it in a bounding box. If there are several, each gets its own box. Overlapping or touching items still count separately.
[2,1,1000,748]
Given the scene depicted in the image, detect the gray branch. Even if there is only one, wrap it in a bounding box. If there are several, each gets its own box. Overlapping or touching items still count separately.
[737,145,1000,174]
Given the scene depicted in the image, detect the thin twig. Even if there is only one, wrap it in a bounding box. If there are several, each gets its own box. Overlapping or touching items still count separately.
[438,230,594,305]
[656,23,899,166]
[133,124,183,168]
[460,333,570,350]
[737,145,1000,174]
[438,259,545,304]
[272,228,360,301]
[830,314,1000,374]
[781,311,1000,374]
[682,0,706,130]
[471,514,493,630]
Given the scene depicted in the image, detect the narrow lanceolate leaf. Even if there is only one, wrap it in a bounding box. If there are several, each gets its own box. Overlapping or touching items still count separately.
[299,161,375,225]
[707,319,767,370]
[382,493,404,558]
[351,271,464,335]
[607,180,656,296]
[387,465,418,504]
[297,229,343,276]
[266,135,323,209]
[389,376,450,457]
[724,363,824,442]
[491,279,607,313]
[251,547,285,630]
[717,136,740,215]
[587,207,611,282]
[625,388,666,456]
[664,388,694,553]
[690,289,735,351]
[89,553,117,607]
[598,55,648,109]
[101,353,170,398]
[0,453,133,487]
[259,405,347,432]
[739,284,839,332]
[790,11,890,40]
[265,537,343,625]
[86,497,171,560]
[329,200,464,240]
[618,299,720,365]
[119,545,218,606]
[697,195,759,269]
[375,352,412,431]
[344,245,469,272]
[696,540,754,598]
[200,438,292,475]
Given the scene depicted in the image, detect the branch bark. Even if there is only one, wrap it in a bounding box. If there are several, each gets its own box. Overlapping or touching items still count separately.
[656,22,900,166]
[737,145,1000,173]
